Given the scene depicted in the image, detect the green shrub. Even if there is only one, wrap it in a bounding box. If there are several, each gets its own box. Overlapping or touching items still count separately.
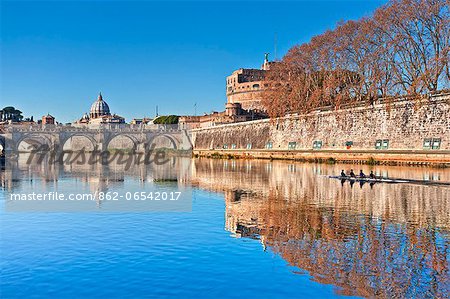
[210,152,222,159]
[326,157,337,164]
[153,115,179,124]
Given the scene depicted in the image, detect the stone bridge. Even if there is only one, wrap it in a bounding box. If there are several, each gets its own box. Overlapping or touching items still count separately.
[0,124,192,153]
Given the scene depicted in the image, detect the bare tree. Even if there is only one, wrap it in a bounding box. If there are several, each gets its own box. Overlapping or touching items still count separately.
[262,0,450,118]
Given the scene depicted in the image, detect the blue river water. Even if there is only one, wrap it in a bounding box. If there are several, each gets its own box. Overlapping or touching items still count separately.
[1,157,449,298]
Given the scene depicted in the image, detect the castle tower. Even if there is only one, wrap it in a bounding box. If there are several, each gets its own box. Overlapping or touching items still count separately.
[225,54,274,111]
[261,53,271,71]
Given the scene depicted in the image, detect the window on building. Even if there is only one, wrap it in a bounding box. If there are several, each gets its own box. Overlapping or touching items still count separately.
[313,140,323,149]
[375,139,389,149]
[253,84,260,89]
[423,138,432,149]
[432,138,441,149]
[428,138,441,149]
[231,144,237,149]
[223,144,228,149]
[246,143,252,149]
[288,142,297,149]
[375,139,382,149]
[266,142,273,149]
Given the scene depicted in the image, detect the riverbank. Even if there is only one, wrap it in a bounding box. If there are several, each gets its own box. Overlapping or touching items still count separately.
[193,149,450,167]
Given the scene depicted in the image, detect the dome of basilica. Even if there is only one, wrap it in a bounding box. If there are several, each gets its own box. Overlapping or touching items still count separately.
[90,93,110,118]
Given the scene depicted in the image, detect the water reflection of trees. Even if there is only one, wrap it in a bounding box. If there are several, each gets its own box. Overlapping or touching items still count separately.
[250,196,449,297]
[192,159,450,298]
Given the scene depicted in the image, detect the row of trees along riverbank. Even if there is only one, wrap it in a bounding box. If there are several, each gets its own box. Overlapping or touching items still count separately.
[262,0,450,118]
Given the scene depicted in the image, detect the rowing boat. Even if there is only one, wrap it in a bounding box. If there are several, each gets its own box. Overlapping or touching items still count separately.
[329,176,409,184]
[328,175,450,186]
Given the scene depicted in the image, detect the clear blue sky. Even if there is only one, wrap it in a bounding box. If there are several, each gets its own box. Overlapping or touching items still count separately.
[1,1,385,123]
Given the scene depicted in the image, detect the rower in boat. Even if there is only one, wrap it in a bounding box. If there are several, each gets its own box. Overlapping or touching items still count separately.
[369,171,376,179]
[340,170,346,177]
[349,169,356,178]
[360,170,366,178]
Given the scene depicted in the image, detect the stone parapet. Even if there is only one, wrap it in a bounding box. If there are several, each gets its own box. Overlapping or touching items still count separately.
[191,93,450,165]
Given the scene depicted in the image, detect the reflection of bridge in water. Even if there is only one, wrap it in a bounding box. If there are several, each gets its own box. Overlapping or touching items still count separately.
[1,154,193,195]
[0,124,192,153]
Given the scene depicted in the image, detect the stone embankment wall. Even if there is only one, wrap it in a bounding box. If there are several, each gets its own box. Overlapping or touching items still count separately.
[191,93,450,166]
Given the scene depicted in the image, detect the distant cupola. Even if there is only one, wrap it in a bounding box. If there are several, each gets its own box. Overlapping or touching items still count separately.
[90,92,111,118]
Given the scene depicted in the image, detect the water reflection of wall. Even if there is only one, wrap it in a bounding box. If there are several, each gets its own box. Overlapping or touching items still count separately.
[192,159,450,230]
[191,158,450,298]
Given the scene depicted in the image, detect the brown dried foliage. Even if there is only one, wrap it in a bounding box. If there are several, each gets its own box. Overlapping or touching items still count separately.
[263,0,450,118]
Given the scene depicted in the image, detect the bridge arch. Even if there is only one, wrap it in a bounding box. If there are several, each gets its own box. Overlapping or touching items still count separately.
[15,134,53,152]
[105,134,139,151]
[60,133,97,151]
[148,134,178,150]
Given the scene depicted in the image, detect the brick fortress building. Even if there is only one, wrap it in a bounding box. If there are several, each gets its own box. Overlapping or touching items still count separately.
[179,55,273,129]
[226,54,274,111]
